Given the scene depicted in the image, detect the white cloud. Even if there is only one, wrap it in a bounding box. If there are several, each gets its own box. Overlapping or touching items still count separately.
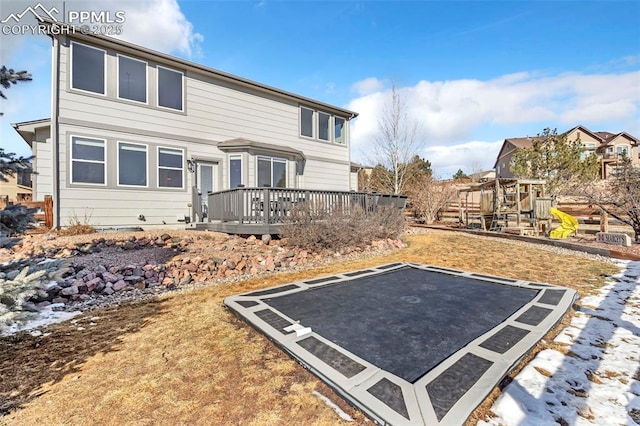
[422,140,503,178]
[351,77,385,96]
[0,0,203,59]
[348,70,640,176]
[98,0,204,58]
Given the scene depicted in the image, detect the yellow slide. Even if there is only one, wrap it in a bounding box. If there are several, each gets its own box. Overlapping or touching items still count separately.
[549,207,579,239]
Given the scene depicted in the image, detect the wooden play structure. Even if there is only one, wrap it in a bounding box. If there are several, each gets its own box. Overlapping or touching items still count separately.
[458,179,553,236]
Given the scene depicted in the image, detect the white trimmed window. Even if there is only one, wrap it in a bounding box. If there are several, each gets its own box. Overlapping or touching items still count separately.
[318,112,330,141]
[71,42,106,95]
[157,66,183,111]
[257,156,287,188]
[118,55,147,103]
[229,154,243,188]
[616,145,630,157]
[299,106,348,145]
[70,136,106,185]
[334,117,346,144]
[158,147,184,188]
[581,142,596,160]
[300,107,314,138]
[118,142,147,187]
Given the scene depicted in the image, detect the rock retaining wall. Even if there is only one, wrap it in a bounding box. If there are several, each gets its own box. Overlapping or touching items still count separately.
[5,233,405,307]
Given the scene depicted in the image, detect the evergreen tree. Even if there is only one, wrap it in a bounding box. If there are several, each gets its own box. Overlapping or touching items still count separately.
[0,260,63,332]
[510,128,600,195]
[0,65,32,116]
[452,169,468,180]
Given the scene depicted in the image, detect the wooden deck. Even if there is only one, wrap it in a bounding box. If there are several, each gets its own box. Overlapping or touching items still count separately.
[189,187,407,235]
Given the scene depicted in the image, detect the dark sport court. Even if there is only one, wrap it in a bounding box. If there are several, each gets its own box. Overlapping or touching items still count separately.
[225,263,576,425]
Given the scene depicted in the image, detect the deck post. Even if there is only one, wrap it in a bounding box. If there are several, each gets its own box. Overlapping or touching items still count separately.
[263,188,271,228]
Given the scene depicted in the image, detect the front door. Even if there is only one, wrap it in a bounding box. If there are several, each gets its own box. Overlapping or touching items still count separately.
[196,161,217,219]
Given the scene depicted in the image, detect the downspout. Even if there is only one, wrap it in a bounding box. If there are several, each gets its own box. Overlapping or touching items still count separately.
[49,33,61,229]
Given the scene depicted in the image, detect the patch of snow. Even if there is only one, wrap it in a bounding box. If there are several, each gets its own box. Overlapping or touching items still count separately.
[480,260,640,425]
[1,305,81,336]
[312,390,354,422]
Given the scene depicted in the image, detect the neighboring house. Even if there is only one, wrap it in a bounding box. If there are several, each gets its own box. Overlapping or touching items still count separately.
[470,169,496,183]
[350,162,366,191]
[0,162,32,204]
[13,22,357,229]
[494,125,640,179]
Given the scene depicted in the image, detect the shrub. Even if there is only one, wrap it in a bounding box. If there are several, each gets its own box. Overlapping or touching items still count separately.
[280,201,404,250]
[58,224,96,236]
[58,209,96,236]
[408,177,458,224]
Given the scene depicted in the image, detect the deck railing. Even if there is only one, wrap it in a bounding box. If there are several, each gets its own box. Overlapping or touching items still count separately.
[207,187,407,225]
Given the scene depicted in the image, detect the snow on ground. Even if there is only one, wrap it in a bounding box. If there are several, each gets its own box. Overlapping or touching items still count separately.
[481,260,640,425]
[0,304,81,337]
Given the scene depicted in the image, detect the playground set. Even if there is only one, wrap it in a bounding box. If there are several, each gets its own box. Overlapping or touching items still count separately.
[457,178,578,238]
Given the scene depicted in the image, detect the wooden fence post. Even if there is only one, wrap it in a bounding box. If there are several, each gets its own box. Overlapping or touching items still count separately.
[600,208,608,233]
[44,195,54,229]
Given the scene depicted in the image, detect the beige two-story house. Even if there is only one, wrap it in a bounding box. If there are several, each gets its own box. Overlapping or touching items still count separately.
[13,22,358,229]
[494,125,639,179]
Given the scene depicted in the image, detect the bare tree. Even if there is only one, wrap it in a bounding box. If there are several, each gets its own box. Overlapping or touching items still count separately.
[371,84,423,194]
[580,158,640,242]
[408,176,458,224]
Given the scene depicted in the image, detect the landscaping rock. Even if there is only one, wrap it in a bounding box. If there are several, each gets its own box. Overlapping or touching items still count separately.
[113,280,127,291]
[60,285,79,296]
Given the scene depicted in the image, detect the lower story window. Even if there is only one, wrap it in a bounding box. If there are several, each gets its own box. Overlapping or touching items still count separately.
[118,142,147,186]
[71,136,106,184]
[229,154,243,188]
[257,156,287,188]
[158,147,184,188]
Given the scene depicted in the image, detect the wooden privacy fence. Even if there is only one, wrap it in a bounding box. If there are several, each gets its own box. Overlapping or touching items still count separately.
[0,195,53,229]
[437,200,629,229]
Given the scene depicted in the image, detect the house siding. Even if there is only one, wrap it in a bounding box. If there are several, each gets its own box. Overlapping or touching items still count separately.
[32,128,53,201]
[50,35,353,228]
[496,142,516,178]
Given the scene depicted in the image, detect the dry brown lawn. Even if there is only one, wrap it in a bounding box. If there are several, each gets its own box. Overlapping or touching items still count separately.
[1,231,618,425]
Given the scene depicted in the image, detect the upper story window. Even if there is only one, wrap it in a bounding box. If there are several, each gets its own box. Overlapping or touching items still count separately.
[229,154,243,188]
[299,106,348,145]
[71,42,106,95]
[118,55,147,103]
[157,66,183,111]
[318,112,330,141]
[581,142,596,160]
[70,136,106,185]
[257,156,287,188]
[334,117,346,145]
[616,145,630,157]
[158,147,184,188]
[300,107,314,138]
[118,142,148,187]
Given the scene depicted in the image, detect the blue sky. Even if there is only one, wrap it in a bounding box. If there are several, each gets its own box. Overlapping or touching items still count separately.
[1,0,639,177]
